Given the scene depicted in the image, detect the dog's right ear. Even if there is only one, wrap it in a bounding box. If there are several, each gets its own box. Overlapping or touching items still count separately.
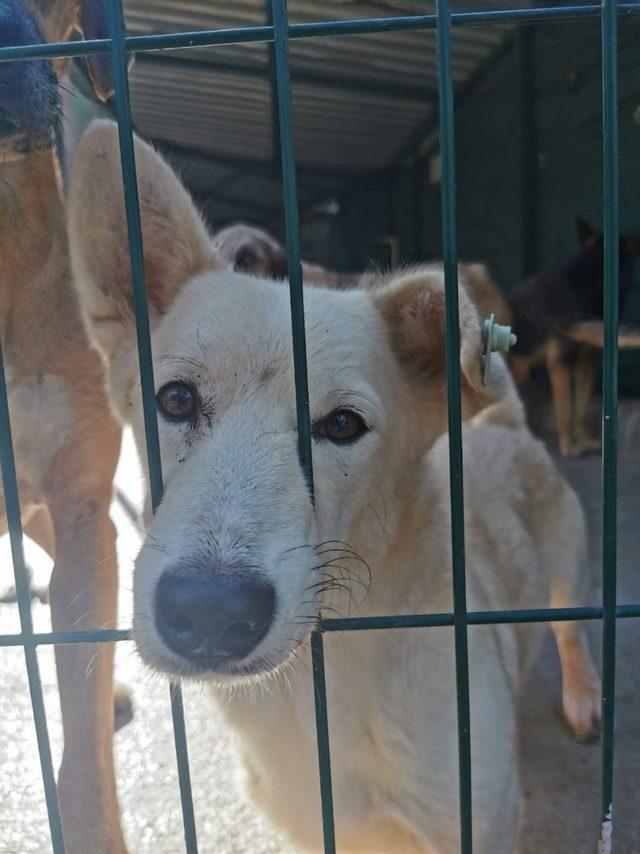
[575,216,600,249]
[68,120,219,363]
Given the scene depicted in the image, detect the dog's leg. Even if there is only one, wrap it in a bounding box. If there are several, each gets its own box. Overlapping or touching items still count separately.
[48,495,127,854]
[549,583,601,742]
[572,345,601,455]
[531,471,601,741]
[508,354,534,386]
[24,504,56,557]
[546,339,575,456]
[24,499,132,727]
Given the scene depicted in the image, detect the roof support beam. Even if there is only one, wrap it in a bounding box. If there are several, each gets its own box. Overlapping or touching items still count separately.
[133,51,438,103]
[152,136,356,183]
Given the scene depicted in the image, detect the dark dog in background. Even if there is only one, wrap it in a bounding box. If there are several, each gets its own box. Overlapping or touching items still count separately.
[509,217,640,457]
[1,2,129,851]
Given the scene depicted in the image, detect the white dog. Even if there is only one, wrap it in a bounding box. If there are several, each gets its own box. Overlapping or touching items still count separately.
[68,120,601,854]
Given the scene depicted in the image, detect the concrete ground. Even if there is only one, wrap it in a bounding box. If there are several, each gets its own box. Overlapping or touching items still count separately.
[1,412,640,853]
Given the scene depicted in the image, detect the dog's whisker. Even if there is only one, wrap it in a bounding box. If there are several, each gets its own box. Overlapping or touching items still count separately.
[195,327,209,359]
[140,541,169,555]
[280,543,315,555]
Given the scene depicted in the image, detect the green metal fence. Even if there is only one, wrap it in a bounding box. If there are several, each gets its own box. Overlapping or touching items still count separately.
[1,1,640,852]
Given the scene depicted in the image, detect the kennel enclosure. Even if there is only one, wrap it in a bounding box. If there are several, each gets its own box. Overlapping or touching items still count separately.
[1,1,639,852]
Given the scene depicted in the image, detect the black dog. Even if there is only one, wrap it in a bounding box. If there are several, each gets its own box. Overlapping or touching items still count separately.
[508,217,640,456]
[0,0,112,151]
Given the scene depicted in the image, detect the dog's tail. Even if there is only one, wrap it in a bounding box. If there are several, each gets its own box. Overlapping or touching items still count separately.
[563,321,640,348]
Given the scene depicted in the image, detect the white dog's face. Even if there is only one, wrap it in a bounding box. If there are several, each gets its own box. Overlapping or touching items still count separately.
[68,121,490,685]
[129,273,410,682]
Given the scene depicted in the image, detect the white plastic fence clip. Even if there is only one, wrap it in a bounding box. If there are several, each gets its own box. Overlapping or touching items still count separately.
[481,313,517,385]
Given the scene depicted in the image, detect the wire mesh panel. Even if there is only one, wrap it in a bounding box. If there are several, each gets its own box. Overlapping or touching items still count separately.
[0,1,639,852]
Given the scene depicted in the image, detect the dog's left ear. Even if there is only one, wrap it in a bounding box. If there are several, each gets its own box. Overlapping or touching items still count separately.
[68,120,219,363]
[373,268,485,395]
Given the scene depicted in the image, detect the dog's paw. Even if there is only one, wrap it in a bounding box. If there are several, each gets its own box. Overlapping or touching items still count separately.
[114,681,134,732]
[562,673,602,742]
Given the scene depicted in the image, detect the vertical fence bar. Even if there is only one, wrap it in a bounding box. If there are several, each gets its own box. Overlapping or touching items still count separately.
[103,0,162,512]
[270,0,335,849]
[600,0,619,848]
[103,1,198,851]
[311,631,337,853]
[435,1,473,851]
[265,0,282,172]
[0,344,65,853]
[270,0,315,494]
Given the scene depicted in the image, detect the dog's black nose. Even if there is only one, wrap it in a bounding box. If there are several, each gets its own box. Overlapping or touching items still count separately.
[155,567,275,665]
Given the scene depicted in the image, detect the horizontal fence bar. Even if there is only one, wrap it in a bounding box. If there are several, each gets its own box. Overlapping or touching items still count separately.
[2,4,640,63]
[7,602,640,649]
[0,629,132,647]
[321,606,639,631]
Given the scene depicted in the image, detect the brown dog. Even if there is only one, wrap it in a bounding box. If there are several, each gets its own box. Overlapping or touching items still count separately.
[213,222,364,288]
[1,2,127,852]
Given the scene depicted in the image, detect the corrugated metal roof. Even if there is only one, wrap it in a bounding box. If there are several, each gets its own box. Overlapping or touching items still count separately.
[121,0,538,226]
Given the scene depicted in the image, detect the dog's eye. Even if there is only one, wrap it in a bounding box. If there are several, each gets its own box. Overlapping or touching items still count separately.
[234,247,259,272]
[156,382,198,422]
[315,409,369,444]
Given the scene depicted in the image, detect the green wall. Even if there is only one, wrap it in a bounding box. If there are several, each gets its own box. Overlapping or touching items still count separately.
[342,15,640,393]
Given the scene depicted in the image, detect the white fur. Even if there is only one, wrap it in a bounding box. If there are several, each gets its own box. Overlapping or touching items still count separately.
[121,276,579,853]
[68,122,598,854]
